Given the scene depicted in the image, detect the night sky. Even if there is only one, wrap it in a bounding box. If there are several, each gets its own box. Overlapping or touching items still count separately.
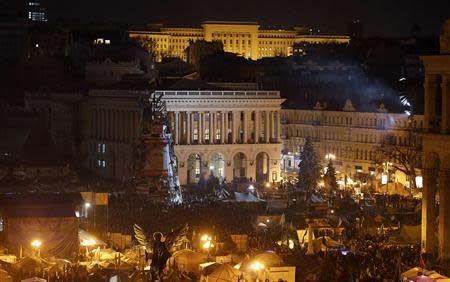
[47,0,450,37]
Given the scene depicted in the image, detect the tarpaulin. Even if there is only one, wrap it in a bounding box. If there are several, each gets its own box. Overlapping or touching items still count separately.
[5,217,78,259]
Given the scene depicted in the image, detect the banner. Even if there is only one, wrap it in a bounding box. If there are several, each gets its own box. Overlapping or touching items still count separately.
[80,192,109,205]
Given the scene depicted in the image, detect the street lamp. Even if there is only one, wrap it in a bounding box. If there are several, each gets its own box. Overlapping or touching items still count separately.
[31,240,42,256]
[325,153,336,161]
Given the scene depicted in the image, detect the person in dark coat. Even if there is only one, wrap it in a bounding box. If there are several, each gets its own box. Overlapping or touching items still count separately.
[151,232,171,279]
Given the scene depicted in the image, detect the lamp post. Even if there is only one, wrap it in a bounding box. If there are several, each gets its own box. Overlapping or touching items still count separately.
[31,240,42,257]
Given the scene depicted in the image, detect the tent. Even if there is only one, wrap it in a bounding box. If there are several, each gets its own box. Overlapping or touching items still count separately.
[240,250,284,272]
[312,236,342,252]
[208,264,244,282]
[172,249,207,273]
[21,278,47,282]
[0,269,12,282]
[14,257,50,273]
[401,267,450,282]
[230,192,263,203]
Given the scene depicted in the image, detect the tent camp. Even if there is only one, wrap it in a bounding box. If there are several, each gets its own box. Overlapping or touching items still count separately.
[207,264,244,282]
[240,250,284,272]
[0,194,79,259]
[171,249,207,273]
[0,269,12,282]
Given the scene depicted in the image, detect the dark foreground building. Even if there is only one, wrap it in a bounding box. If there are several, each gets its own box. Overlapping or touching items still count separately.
[0,194,80,258]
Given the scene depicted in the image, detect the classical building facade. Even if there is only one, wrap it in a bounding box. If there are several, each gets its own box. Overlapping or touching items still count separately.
[160,90,285,185]
[281,100,424,190]
[129,21,350,61]
[420,19,450,259]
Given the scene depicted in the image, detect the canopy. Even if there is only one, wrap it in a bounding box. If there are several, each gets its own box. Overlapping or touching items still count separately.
[312,236,342,252]
[232,192,263,202]
[14,257,50,273]
[21,278,47,282]
[240,250,284,272]
[0,269,12,282]
[208,264,243,282]
[172,249,207,273]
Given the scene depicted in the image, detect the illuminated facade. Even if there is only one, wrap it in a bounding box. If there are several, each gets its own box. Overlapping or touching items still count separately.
[161,90,285,185]
[281,100,424,190]
[129,21,350,62]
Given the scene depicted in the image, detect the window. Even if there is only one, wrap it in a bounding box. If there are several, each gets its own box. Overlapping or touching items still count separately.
[97,143,106,153]
[97,160,106,168]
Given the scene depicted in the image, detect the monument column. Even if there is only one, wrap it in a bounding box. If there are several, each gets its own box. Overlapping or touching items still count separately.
[209,112,214,144]
[221,112,226,144]
[270,111,275,142]
[422,168,438,254]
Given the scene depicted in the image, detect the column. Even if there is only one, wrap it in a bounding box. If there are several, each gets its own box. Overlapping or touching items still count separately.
[422,168,438,254]
[441,75,450,134]
[232,111,237,144]
[224,112,229,144]
[200,112,205,144]
[212,112,217,144]
[187,112,191,145]
[255,111,260,144]
[243,111,249,144]
[439,170,450,259]
[276,111,281,143]
[221,112,226,144]
[424,75,437,132]
[265,111,270,143]
[209,112,214,144]
[175,112,180,145]
[270,111,275,141]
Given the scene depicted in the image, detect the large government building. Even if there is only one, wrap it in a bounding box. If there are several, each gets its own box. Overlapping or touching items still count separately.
[128,21,350,61]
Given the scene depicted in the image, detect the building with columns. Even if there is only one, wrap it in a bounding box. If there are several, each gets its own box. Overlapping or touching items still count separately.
[159,90,285,185]
[420,18,450,260]
[129,21,350,62]
[282,99,424,191]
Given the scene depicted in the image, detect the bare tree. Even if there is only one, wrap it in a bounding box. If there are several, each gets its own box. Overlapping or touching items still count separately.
[375,117,422,190]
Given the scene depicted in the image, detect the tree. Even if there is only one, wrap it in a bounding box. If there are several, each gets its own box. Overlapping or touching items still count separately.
[324,160,338,194]
[298,137,321,194]
[375,117,422,190]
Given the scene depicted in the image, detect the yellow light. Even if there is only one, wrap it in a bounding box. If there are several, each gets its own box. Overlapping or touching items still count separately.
[202,241,211,249]
[81,238,97,246]
[201,234,209,241]
[288,239,294,250]
[266,219,270,223]
[265,183,271,188]
[31,240,42,248]
[250,261,265,271]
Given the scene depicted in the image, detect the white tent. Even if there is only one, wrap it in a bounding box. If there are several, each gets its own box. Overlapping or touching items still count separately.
[21,278,47,282]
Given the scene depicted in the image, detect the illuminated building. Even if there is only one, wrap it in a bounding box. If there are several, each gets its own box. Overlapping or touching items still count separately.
[26,1,47,22]
[281,99,424,189]
[128,21,350,62]
[162,90,285,185]
[420,18,450,259]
